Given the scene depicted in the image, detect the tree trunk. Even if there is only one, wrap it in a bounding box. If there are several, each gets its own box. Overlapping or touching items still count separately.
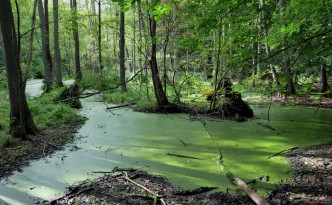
[132,10,136,73]
[320,63,329,93]
[258,0,280,87]
[119,11,127,92]
[0,0,38,139]
[149,17,169,107]
[23,0,38,90]
[38,0,53,92]
[53,0,63,86]
[98,0,102,71]
[71,0,82,81]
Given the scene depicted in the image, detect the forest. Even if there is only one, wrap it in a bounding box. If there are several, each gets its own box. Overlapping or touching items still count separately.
[0,0,331,204]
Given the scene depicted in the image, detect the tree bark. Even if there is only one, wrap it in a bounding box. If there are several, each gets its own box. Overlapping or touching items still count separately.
[0,0,38,139]
[53,0,63,86]
[97,0,102,71]
[71,0,82,81]
[258,0,280,87]
[23,0,38,90]
[320,63,329,93]
[38,0,53,92]
[149,17,169,107]
[119,11,127,92]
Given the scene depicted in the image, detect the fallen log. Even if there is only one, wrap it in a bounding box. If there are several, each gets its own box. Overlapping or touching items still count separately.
[106,103,136,110]
[216,149,269,205]
[267,146,301,159]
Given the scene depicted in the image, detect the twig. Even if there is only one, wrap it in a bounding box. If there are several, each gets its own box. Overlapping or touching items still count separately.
[123,172,166,205]
[313,107,320,116]
[267,146,301,159]
[166,153,201,160]
[43,135,51,157]
[180,139,188,146]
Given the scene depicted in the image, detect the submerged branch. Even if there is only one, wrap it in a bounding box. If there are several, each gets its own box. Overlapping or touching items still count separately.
[166,153,201,160]
[267,146,301,159]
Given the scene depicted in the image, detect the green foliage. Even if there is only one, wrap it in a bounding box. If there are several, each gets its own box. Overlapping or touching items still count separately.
[79,69,120,91]
[28,87,85,129]
[135,99,157,111]
[0,135,12,148]
[102,89,137,104]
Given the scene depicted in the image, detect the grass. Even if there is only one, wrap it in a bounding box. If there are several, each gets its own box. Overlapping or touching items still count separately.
[0,85,85,148]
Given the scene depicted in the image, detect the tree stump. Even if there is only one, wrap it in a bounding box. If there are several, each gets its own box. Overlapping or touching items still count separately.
[58,84,82,109]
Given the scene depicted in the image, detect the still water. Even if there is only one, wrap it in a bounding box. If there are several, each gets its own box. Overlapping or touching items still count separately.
[0,81,331,204]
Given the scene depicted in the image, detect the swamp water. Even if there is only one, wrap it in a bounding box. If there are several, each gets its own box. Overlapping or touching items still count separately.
[0,82,331,204]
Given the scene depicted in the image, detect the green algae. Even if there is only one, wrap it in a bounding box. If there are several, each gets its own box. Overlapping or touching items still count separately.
[1,101,331,204]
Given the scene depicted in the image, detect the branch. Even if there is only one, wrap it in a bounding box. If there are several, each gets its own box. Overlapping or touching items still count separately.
[106,103,136,110]
[166,153,201,160]
[260,29,332,63]
[123,172,166,205]
[267,146,301,159]
[216,149,269,205]
[20,19,59,38]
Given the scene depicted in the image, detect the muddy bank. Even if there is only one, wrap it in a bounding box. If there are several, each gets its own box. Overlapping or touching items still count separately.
[50,143,332,205]
[268,142,332,204]
[51,169,253,205]
[0,123,83,180]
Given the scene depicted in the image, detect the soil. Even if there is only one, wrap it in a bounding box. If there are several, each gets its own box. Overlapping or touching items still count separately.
[0,123,83,179]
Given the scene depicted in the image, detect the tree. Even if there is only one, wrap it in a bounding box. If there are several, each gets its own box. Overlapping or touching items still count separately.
[71,0,82,81]
[53,0,63,86]
[119,10,127,92]
[0,0,38,138]
[149,16,169,107]
[38,0,53,92]
[23,0,38,90]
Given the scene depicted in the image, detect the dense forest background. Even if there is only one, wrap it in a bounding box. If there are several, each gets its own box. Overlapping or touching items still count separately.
[0,0,331,137]
[0,0,330,93]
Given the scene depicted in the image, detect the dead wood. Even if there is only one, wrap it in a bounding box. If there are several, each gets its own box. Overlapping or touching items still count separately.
[216,149,269,205]
[173,186,217,196]
[106,103,136,110]
[180,139,188,146]
[123,172,166,205]
[267,146,301,159]
[166,153,201,160]
[257,123,276,131]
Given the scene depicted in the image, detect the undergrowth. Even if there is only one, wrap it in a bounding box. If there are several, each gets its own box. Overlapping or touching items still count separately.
[0,86,85,148]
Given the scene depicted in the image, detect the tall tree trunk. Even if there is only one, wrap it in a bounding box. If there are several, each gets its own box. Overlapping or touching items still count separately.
[97,0,102,71]
[149,17,169,107]
[71,0,82,81]
[38,0,53,92]
[0,0,38,139]
[53,0,63,86]
[23,0,38,90]
[258,0,280,87]
[119,11,127,92]
[132,10,136,73]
